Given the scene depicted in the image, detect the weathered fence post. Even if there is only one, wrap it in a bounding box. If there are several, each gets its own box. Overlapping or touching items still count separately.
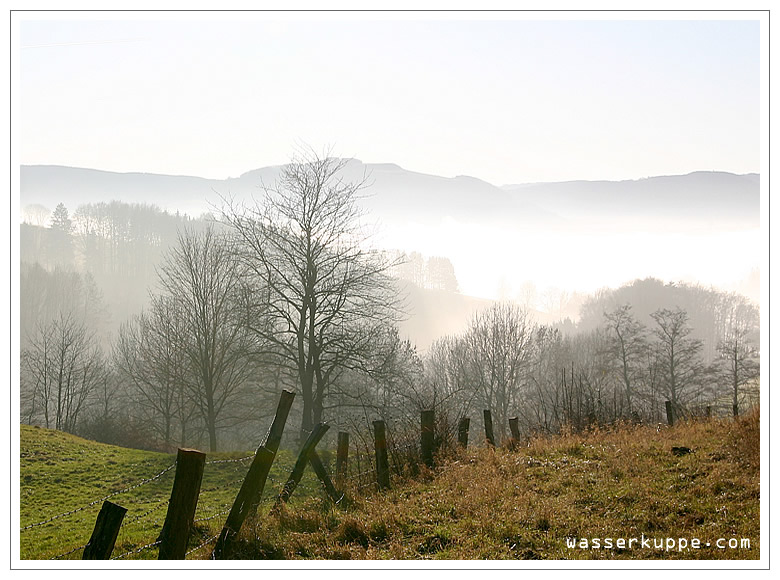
[483,410,495,447]
[665,400,675,427]
[509,416,521,447]
[247,389,295,515]
[373,420,391,490]
[265,389,296,454]
[421,409,435,468]
[82,500,127,560]
[212,447,275,559]
[706,405,712,419]
[158,448,206,560]
[458,417,470,448]
[336,431,349,487]
[272,423,330,512]
[309,450,346,505]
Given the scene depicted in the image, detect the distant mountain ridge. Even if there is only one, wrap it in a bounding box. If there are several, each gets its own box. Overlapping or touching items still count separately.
[502,171,759,227]
[20,162,759,232]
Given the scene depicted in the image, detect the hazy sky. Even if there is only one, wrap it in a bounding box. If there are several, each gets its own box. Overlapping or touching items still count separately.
[18,14,761,185]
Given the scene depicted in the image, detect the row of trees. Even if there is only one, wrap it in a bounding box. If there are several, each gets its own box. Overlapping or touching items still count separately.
[19,149,761,453]
[413,297,759,440]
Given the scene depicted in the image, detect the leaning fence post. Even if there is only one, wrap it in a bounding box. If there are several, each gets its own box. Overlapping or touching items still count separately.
[458,417,470,448]
[309,450,346,505]
[421,409,435,468]
[265,389,296,454]
[158,448,206,560]
[212,447,275,560]
[272,423,330,512]
[248,389,295,515]
[483,410,495,447]
[82,500,127,560]
[665,400,675,427]
[373,420,391,490]
[336,431,349,487]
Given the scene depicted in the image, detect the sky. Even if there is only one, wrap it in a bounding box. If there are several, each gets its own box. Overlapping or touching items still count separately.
[17,14,761,186]
[12,11,766,307]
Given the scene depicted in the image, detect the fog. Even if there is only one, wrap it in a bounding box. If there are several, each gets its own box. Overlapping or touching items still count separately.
[378,217,758,301]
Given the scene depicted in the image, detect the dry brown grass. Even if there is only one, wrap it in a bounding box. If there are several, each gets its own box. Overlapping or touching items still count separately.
[205,412,760,560]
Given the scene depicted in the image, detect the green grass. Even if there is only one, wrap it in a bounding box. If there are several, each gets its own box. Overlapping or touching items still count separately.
[19,425,324,560]
[19,410,760,561]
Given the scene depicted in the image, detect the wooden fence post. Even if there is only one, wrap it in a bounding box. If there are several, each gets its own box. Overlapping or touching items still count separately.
[665,400,675,426]
[272,423,330,512]
[509,416,520,447]
[458,417,470,448]
[421,409,435,468]
[483,410,495,447]
[309,450,346,505]
[373,420,391,490]
[158,448,206,560]
[247,389,295,515]
[212,447,275,559]
[265,389,296,454]
[706,405,712,419]
[82,500,127,560]
[336,431,349,487]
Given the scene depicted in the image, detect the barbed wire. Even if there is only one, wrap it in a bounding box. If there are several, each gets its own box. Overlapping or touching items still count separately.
[205,454,254,465]
[121,498,170,529]
[50,542,87,560]
[111,539,161,560]
[21,462,176,532]
[185,533,220,558]
[193,504,231,524]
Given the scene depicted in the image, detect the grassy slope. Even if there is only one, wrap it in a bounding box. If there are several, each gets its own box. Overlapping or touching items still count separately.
[230,413,760,560]
[19,425,320,560]
[19,412,759,561]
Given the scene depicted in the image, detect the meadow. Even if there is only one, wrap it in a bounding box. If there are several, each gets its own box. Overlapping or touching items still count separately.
[19,410,760,560]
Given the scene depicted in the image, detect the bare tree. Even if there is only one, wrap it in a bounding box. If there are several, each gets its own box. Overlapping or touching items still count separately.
[716,297,760,416]
[525,325,567,434]
[463,302,533,441]
[223,148,403,438]
[21,313,105,433]
[650,307,705,414]
[156,226,256,452]
[114,296,195,448]
[424,334,474,418]
[603,304,648,414]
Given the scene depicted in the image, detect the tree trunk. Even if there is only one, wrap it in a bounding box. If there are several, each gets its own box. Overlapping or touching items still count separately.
[206,384,217,452]
[300,369,315,441]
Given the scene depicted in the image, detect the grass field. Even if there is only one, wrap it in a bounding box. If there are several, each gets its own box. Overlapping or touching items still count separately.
[19,410,760,561]
[19,425,323,560]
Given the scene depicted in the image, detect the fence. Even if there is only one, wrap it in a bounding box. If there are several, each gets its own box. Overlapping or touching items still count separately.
[20,393,690,560]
